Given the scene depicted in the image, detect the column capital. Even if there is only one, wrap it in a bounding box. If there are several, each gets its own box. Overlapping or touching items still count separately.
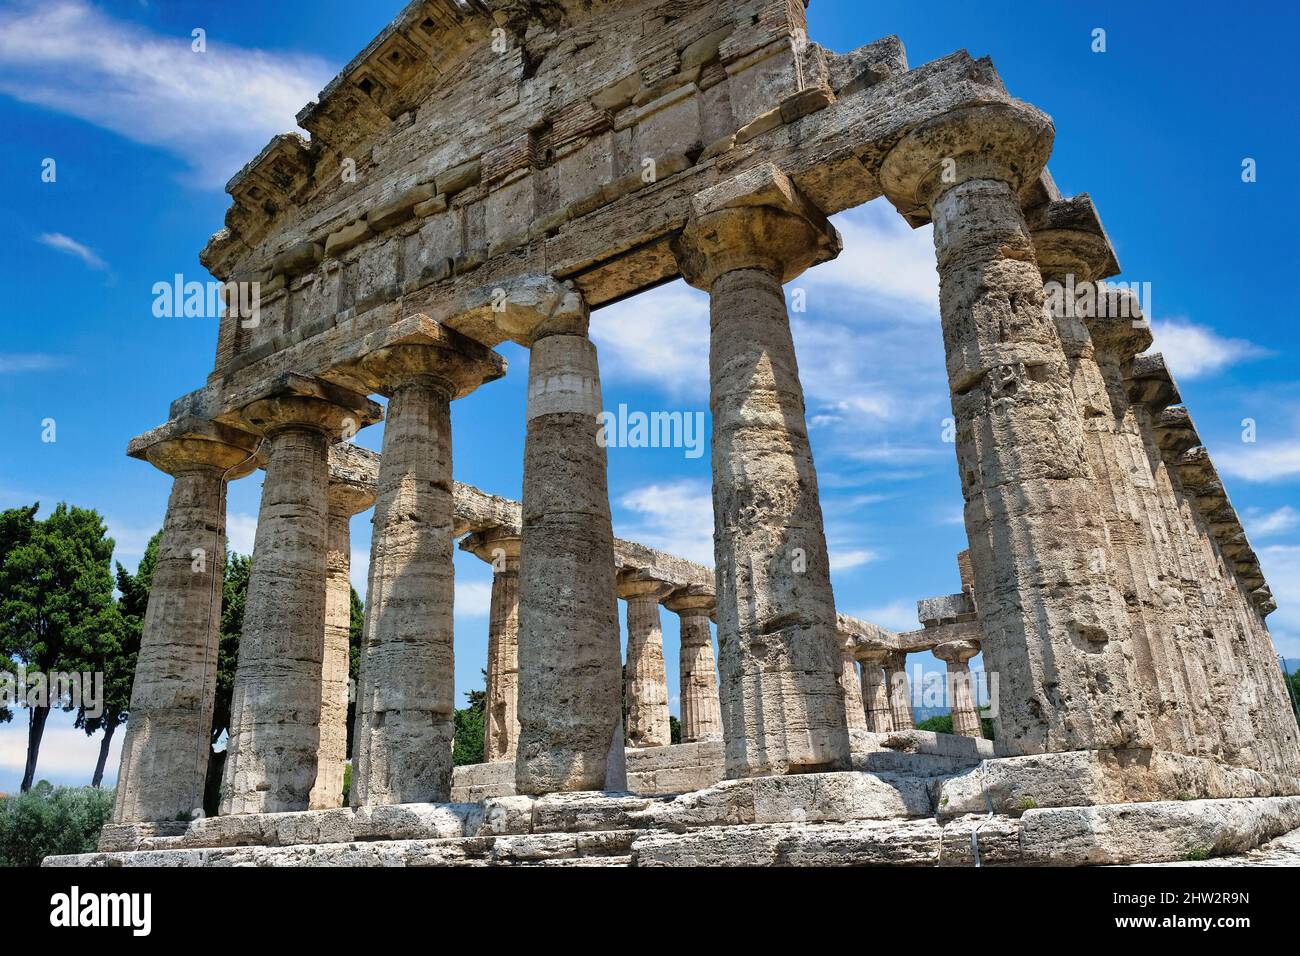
[616,571,673,602]
[1024,193,1119,284]
[853,645,892,665]
[671,163,841,290]
[328,474,376,518]
[459,526,523,566]
[882,649,909,671]
[880,103,1053,224]
[128,416,260,479]
[353,326,505,398]
[933,639,981,665]
[1124,352,1182,413]
[1084,288,1153,363]
[462,275,589,347]
[664,585,715,618]
[238,375,381,440]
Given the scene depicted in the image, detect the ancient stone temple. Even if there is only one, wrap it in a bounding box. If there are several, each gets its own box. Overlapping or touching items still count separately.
[52,0,1300,867]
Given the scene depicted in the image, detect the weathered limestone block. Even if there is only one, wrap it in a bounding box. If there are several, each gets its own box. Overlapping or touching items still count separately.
[222,389,377,815]
[938,748,1300,820]
[933,640,983,739]
[308,474,375,811]
[617,575,673,749]
[880,103,1149,756]
[507,287,626,795]
[665,589,723,744]
[113,420,258,824]
[672,163,849,779]
[349,336,504,806]
[461,529,522,762]
[1020,796,1300,866]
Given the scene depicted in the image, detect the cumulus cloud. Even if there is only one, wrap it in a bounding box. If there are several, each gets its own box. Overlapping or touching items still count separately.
[0,0,333,188]
[37,232,107,271]
[1218,441,1300,483]
[226,512,258,556]
[848,599,919,633]
[1244,506,1300,538]
[454,580,493,618]
[615,480,715,565]
[1151,318,1267,381]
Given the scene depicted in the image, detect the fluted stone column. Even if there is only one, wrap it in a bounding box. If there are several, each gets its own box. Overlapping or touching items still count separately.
[112,422,257,824]
[838,638,869,734]
[506,287,626,795]
[350,339,502,806]
[618,575,673,749]
[881,104,1148,756]
[462,530,522,762]
[935,641,983,738]
[883,651,914,730]
[856,649,894,734]
[666,590,723,743]
[1029,202,1198,758]
[673,164,850,779]
[308,479,374,810]
[222,391,372,815]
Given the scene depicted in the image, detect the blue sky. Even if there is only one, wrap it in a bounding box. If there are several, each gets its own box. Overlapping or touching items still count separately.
[1,0,1297,792]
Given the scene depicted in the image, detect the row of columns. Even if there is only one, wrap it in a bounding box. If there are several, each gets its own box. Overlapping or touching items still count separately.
[115,98,1295,824]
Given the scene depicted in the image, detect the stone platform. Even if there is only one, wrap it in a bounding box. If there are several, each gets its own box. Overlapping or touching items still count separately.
[46,749,1300,868]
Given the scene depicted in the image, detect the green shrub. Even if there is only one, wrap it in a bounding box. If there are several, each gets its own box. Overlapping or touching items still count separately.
[0,782,115,867]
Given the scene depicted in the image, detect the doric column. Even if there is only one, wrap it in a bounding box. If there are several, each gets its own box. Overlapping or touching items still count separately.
[348,335,503,806]
[498,283,625,795]
[855,649,894,734]
[461,529,522,762]
[1028,197,1197,758]
[881,104,1149,756]
[934,641,983,738]
[672,163,850,779]
[221,387,376,815]
[617,574,673,749]
[883,651,914,730]
[112,420,258,824]
[665,589,723,743]
[308,473,374,810]
[837,636,869,735]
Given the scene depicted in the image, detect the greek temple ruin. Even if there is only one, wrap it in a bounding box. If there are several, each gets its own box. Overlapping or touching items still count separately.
[49,0,1300,867]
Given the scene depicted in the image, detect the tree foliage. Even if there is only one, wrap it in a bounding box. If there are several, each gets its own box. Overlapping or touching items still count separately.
[0,782,115,867]
[453,670,487,767]
[0,503,116,790]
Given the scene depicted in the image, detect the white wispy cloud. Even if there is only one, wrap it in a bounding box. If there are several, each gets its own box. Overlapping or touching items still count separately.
[804,200,939,313]
[37,232,106,271]
[0,718,122,786]
[828,548,878,571]
[615,480,715,565]
[226,512,258,556]
[454,580,493,618]
[1244,506,1300,538]
[0,353,67,373]
[1151,318,1267,381]
[848,599,919,633]
[1217,441,1300,483]
[591,284,710,400]
[0,0,333,188]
